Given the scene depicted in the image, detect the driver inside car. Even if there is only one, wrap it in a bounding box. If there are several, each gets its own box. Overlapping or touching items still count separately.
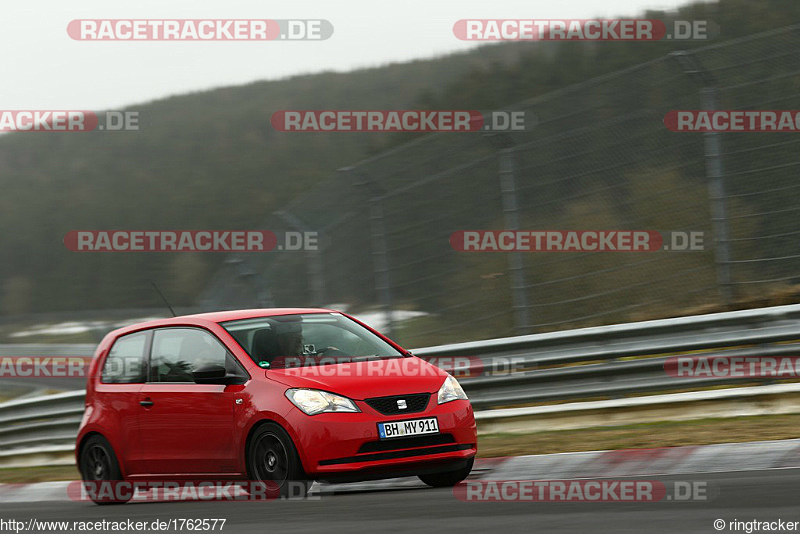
[276,321,304,357]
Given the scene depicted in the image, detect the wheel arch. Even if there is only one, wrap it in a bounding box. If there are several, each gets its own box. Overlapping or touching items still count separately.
[76,431,127,478]
[243,418,309,478]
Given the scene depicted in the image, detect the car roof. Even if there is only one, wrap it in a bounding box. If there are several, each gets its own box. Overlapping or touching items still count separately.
[107,308,337,338]
[181,308,336,322]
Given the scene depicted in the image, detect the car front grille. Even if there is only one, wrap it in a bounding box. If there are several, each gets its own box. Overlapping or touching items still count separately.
[364,393,431,415]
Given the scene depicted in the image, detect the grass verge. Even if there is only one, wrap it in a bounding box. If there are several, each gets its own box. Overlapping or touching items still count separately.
[477,413,800,457]
[0,465,79,484]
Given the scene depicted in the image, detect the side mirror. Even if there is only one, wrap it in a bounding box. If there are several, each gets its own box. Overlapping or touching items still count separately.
[192,364,227,384]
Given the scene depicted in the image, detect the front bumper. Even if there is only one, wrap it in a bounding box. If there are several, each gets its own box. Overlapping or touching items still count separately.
[286,398,477,478]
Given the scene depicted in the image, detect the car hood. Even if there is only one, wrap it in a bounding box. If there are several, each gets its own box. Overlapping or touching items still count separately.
[264,356,448,399]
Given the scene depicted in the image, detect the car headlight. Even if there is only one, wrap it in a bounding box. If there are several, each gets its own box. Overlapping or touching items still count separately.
[437,374,468,404]
[285,388,360,415]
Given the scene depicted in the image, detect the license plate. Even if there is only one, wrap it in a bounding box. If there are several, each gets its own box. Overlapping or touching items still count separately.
[378,417,439,439]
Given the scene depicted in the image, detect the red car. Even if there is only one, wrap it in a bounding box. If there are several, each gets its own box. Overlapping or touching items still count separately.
[76,308,477,502]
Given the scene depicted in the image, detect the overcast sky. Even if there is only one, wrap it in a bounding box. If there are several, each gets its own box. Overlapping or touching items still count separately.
[5,0,697,110]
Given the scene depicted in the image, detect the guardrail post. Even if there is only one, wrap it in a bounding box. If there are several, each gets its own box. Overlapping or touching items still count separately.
[499,147,531,334]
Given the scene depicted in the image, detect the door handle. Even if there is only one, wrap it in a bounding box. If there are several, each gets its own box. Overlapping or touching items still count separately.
[140,400,154,407]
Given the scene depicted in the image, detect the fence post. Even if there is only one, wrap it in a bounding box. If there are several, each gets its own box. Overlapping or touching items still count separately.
[701,87,734,304]
[341,167,394,336]
[369,197,394,336]
[229,256,274,308]
[671,51,734,304]
[275,210,326,306]
[499,147,531,334]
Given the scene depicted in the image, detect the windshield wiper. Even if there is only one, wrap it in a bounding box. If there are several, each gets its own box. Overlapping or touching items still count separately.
[349,354,405,362]
[348,354,380,362]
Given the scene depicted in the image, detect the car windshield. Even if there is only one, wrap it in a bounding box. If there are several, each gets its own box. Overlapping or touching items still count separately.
[220,313,404,368]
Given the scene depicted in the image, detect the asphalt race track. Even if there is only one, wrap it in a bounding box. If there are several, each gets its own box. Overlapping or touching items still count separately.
[1,470,797,533]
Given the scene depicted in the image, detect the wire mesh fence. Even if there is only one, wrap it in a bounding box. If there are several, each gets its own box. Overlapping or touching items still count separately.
[204,25,800,347]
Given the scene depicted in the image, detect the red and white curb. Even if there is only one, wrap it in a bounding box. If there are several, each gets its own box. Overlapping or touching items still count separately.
[1,438,798,502]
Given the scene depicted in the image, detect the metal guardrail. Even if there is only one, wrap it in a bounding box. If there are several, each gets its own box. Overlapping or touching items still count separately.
[1,303,800,463]
[416,304,800,408]
[0,391,84,459]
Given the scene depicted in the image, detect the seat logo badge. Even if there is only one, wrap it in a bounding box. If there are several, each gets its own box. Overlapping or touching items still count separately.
[397,399,407,410]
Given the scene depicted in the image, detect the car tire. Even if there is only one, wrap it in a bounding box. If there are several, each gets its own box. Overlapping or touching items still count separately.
[418,457,475,488]
[248,422,311,499]
[78,435,131,505]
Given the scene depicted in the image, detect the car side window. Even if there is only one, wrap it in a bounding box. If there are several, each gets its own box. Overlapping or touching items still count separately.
[149,328,231,383]
[101,331,148,384]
